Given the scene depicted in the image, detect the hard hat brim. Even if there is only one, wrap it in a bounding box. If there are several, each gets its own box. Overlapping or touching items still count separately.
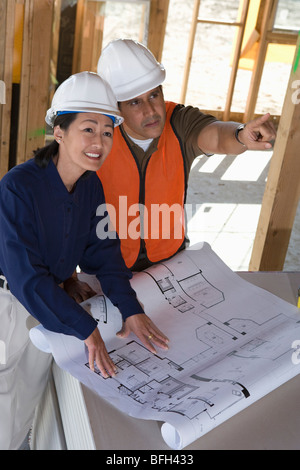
[45,106,123,127]
[45,72,123,127]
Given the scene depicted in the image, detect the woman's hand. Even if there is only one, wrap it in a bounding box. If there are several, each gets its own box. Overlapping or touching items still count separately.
[64,277,96,303]
[84,327,117,378]
[116,313,169,354]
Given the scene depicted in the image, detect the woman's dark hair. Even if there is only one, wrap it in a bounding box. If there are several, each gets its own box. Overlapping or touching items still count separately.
[34,113,78,168]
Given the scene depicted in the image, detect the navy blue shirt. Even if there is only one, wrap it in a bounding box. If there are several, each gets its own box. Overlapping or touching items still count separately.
[0,158,143,340]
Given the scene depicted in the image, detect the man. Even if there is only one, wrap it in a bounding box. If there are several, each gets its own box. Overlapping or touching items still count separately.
[94,38,276,274]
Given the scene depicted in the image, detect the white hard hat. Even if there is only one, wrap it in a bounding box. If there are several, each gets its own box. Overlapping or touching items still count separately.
[45,71,123,127]
[97,39,166,101]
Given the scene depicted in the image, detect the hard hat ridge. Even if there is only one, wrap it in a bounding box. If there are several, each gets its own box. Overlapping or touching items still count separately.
[97,39,166,101]
[45,71,123,127]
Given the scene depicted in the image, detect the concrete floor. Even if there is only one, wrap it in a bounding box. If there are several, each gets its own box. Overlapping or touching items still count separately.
[186,149,300,272]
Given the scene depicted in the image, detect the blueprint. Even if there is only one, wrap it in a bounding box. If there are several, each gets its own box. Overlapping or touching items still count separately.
[30,242,300,449]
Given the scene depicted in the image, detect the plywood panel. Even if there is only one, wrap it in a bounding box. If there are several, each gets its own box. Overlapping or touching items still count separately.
[16,0,54,165]
[0,0,16,178]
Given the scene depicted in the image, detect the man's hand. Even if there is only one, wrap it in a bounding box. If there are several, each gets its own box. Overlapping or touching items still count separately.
[116,313,169,354]
[197,112,277,155]
[238,113,276,150]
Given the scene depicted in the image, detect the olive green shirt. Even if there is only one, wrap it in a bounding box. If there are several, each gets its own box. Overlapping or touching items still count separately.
[121,103,218,176]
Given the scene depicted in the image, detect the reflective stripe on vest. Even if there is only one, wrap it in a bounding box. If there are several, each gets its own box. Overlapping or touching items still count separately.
[97,102,186,268]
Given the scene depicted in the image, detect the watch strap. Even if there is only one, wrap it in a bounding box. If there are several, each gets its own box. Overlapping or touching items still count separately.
[235,124,246,146]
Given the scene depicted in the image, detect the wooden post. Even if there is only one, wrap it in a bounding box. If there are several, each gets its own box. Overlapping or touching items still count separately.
[180,0,200,104]
[0,0,15,178]
[223,0,250,121]
[249,32,300,271]
[16,0,54,165]
[147,0,170,62]
[72,0,106,74]
[180,0,250,109]
[243,0,278,122]
[49,0,62,105]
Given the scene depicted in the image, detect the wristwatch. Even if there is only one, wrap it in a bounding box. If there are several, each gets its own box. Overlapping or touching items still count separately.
[235,123,246,146]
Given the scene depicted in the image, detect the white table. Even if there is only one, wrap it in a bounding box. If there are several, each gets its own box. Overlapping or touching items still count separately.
[31,272,300,450]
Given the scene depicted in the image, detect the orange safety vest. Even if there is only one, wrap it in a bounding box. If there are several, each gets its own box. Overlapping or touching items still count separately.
[97,102,187,268]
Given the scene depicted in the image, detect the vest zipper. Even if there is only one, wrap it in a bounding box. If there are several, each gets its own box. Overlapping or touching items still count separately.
[120,126,151,267]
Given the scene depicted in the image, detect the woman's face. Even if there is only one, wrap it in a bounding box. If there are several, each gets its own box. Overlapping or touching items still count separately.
[54,112,114,178]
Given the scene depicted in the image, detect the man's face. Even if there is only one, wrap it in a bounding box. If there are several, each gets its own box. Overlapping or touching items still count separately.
[119,86,166,140]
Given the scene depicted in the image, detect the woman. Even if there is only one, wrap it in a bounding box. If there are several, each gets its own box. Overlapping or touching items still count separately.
[0,72,168,449]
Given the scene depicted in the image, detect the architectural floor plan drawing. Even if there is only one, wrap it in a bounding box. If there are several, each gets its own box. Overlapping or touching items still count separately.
[81,294,108,324]
[143,251,225,316]
[30,242,300,449]
[85,338,249,422]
